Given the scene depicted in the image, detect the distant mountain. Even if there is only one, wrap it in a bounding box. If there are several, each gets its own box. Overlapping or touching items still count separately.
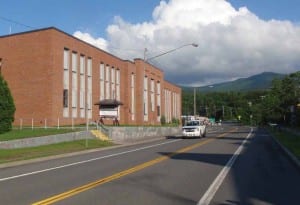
[182,72,285,92]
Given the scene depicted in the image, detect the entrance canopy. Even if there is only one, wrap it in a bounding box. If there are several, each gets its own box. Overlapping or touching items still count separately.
[94,99,123,108]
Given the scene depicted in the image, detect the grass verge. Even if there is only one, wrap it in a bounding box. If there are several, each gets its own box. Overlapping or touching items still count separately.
[0,128,80,141]
[0,139,114,164]
[270,129,300,159]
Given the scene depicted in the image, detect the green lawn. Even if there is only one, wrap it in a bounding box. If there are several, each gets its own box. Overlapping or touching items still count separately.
[0,139,114,164]
[271,129,300,159]
[0,128,79,141]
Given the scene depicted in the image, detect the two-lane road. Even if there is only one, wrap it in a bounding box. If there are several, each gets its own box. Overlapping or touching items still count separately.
[0,124,299,205]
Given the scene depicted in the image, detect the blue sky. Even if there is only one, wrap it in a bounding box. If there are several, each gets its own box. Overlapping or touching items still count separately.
[1,0,300,86]
[229,0,300,22]
[0,0,160,36]
[1,0,299,36]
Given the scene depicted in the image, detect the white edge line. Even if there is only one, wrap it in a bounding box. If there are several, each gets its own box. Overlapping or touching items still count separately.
[198,128,253,205]
[0,139,182,182]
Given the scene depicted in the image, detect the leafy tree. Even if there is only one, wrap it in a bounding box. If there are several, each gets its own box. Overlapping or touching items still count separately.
[181,71,300,126]
[0,74,15,134]
[265,72,300,125]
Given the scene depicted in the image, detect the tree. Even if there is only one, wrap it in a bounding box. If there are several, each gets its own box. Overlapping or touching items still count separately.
[265,72,300,125]
[181,71,300,126]
[0,74,15,134]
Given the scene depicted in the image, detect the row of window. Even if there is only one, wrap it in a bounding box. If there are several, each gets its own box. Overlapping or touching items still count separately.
[63,49,93,119]
[164,89,180,123]
[143,76,161,122]
[99,63,120,101]
[62,48,179,123]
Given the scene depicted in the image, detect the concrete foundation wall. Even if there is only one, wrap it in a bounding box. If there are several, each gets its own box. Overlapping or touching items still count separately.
[0,127,181,149]
[110,127,181,143]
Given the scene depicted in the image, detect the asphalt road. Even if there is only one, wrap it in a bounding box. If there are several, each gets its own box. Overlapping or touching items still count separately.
[0,124,299,205]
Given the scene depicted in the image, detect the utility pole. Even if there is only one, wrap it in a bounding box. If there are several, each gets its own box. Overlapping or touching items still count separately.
[194,87,196,116]
[222,105,224,118]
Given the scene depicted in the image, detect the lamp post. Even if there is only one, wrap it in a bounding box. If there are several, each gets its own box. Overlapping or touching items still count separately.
[194,87,197,116]
[142,43,198,125]
[146,43,198,61]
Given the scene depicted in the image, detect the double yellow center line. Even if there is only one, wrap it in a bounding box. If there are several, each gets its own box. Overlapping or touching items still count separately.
[33,130,234,205]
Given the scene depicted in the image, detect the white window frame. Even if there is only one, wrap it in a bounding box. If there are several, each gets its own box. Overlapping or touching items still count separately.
[131,73,135,121]
[111,67,115,99]
[87,58,92,119]
[63,49,70,118]
[80,55,85,118]
[72,52,78,118]
[100,63,105,100]
[144,76,148,121]
[116,69,120,101]
[156,81,161,121]
[105,65,110,99]
[150,79,155,112]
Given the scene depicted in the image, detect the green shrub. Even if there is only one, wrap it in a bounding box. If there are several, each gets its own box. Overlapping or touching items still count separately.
[0,74,15,134]
[172,117,179,125]
[160,115,166,125]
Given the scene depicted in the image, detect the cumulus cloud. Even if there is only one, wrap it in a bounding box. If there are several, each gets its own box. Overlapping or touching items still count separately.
[73,0,300,86]
[73,31,108,51]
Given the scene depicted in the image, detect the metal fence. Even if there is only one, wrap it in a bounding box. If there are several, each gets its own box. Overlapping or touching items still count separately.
[14,118,98,130]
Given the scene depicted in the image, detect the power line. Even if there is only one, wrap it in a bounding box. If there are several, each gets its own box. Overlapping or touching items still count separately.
[0,16,35,29]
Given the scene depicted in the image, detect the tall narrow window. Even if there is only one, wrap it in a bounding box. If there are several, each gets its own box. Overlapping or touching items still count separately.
[156,81,161,121]
[116,69,120,101]
[63,89,68,108]
[168,90,171,122]
[87,58,92,119]
[72,52,78,118]
[164,89,171,123]
[131,73,135,120]
[105,65,110,99]
[63,49,70,117]
[111,67,115,99]
[172,92,176,119]
[176,93,180,119]
[100,63,105,100]
[144,76,148,121]
[79,55,85,118]
[150,79,155,112]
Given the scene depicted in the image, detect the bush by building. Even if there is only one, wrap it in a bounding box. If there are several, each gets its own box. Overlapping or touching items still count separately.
[0,74,15,134]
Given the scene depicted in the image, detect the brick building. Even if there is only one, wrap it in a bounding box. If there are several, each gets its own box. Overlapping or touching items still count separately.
[0,27,181,126]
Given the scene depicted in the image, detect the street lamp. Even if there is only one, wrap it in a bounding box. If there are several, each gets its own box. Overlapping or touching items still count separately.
[142,43,198,124]
[146,43,198,61]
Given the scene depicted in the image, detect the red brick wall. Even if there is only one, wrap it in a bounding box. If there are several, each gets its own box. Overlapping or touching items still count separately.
[0,27,181,126]
[0,30,54,126]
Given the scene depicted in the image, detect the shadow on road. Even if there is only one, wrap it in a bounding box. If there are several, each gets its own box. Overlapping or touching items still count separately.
[159,126,300,205]
[158,152,232,167]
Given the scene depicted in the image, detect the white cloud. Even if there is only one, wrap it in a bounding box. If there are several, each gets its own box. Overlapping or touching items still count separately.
[73,31,108,51]
[73,0,300,86]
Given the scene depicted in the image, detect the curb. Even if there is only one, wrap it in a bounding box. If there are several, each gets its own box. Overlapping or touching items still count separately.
[269,133,300,170]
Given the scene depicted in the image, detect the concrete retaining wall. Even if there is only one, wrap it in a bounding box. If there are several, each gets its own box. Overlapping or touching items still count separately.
[0,131,94,149]
[0,127,181,149]
[110,126,181,143]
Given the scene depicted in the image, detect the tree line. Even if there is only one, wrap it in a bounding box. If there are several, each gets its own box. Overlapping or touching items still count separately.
[182,71,300,126]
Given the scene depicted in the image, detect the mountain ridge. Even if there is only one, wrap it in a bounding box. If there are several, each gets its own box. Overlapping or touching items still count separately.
[182,72,285,92]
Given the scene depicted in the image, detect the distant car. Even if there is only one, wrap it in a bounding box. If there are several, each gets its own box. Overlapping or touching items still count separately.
[182,120,206,138]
